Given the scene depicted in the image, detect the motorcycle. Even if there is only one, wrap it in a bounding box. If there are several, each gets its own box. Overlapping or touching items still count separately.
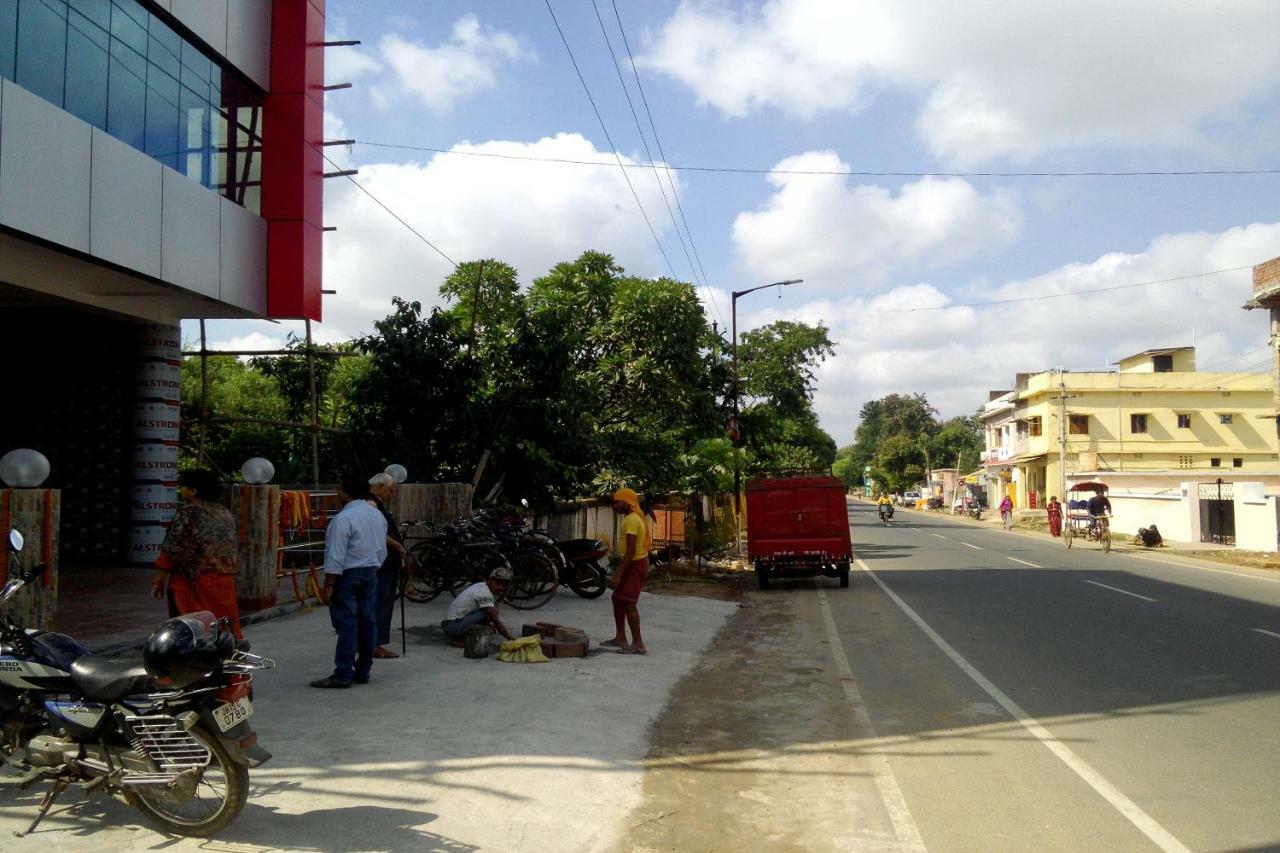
[0,528,273,837]
[505,507,609,599]
[878,504,894,524]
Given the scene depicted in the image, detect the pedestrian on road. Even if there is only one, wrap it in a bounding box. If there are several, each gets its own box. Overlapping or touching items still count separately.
[603,487,651,655]
[999,494,1014,530]
[150,469,244,641]
[369,472,408,659]
[1046,495,1063,537]
[311,471,387,689]
[441,568,516,644]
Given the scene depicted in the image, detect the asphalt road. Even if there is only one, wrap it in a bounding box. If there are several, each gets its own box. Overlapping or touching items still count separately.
[825,500,1280,852]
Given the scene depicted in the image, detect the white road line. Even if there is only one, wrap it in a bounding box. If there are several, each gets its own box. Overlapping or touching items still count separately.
[1084,580,1157,602]
[960,541,982,550]
[816,589,927,852]
[930,533,948,539]
[855,557,1190,853]
[1007,557,1041,568]
[1124,552,1280,584]
[1253,628,1280,640]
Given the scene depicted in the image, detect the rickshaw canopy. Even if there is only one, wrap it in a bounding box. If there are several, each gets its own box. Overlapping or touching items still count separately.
[1068,481,1108,493]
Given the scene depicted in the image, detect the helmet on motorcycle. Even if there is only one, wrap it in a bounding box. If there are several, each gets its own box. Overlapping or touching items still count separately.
[143,612,233,687]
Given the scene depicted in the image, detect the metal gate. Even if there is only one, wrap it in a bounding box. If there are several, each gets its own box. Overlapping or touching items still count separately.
[1198,479,1235,545]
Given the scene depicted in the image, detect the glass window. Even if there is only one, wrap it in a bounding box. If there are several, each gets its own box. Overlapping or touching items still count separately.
[1153,354,1173,372]
[1130,413,1147,433]
[107,37,146,149]
[16,0,67,106]
[1233,458,1243,468]
[64,10,109,128]
[1210,457,1221,468]
[0,0,261,209]
[0,1,17,80]
[1177,413,1191,429]
[1219,414,1234,425]
[1069,415,1089,435]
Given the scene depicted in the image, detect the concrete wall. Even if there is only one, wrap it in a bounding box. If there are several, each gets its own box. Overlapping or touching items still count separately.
[1108,492,1195,543]
[158,0,272,90]
[0,78,268,320]
[1233,485,1279,552]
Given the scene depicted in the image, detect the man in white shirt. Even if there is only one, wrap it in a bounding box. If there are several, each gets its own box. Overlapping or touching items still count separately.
[311,471,388,689]
[442,567,515,644]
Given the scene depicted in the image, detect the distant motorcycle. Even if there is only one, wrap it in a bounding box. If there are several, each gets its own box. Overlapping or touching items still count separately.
[0,528,273,837]
[878,504,894,523]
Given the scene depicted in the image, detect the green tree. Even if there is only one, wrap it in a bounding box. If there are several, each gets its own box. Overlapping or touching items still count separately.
[852,393,939,474]
[179,355,290,478]
[872,434,926,492]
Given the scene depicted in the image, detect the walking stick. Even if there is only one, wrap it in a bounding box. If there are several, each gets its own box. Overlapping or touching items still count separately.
[399,567,407,657]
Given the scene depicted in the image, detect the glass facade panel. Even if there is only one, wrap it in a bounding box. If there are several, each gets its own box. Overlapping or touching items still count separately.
[1,0,262,212]
[15,0,65,106]
[64,9,108,128]
[0,2,17,80]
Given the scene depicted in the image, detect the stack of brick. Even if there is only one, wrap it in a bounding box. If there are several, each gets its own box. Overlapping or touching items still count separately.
[522,621,591,658]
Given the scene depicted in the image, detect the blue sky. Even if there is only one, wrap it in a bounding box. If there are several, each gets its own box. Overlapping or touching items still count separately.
[192,0,1280,443]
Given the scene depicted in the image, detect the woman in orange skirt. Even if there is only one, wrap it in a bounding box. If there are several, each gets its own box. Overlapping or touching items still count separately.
[150,469,243,640]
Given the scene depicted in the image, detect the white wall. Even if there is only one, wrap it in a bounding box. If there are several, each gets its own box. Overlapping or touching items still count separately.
[163,0,271,91]
[1234,491,1278,552]
[0,78,267,320]
[1109,493,1194,543]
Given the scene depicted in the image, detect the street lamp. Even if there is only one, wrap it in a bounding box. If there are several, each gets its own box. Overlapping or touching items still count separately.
[730,278,802,551]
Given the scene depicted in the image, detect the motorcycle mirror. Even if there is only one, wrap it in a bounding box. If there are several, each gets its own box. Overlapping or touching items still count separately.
[520,498,529,509]
[7,529,23,553]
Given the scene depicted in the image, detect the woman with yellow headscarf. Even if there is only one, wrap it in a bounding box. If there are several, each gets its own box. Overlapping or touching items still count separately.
[603,487,651,654]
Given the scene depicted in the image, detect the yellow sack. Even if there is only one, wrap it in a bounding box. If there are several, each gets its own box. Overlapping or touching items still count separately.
[496,634,550,663]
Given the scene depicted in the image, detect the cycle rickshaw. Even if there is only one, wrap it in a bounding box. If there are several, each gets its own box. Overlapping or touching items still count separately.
[1063,481,1112,552]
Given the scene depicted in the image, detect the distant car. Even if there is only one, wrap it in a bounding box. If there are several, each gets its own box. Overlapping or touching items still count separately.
[903,490,921,503]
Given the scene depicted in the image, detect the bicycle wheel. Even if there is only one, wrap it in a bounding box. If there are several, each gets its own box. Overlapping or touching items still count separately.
[505,549,559,610]
[404,542,446,602]
[1064,524,1074,548]
[1102,526,1112,553]
[455,547,508,596]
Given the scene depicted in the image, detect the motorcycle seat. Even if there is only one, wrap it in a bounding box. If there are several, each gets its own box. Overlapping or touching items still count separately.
[70,655,158,701]
[559,538,605,558]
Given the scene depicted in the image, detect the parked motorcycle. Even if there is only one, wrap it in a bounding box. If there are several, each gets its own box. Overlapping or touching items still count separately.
[503,507,609,599]
[0,528,273,837]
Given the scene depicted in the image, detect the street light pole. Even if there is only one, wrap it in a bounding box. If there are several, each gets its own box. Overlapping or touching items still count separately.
[730,278,802,553]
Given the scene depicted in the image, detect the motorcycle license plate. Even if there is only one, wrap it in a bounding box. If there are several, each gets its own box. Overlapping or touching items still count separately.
[212,697,253,732]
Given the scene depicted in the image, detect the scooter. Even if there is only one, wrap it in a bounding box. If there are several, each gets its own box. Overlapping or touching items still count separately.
[0,528,273,837]
[878,504,894,524]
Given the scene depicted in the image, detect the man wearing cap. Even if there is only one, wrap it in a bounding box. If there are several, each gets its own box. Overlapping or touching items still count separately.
[441,568,516,645]
[368,472,408,659]
[311,471,387,689]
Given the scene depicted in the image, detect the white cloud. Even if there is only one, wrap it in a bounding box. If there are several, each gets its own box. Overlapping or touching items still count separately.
[732,151,1022,290]
[318,133,684,334]
[735,222,1280,443]
[641,0,1280,165]
[373,15,530,111]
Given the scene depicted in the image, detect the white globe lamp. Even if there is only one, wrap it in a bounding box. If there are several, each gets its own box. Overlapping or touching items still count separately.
[0,449,50,488]
[240,457,275,485]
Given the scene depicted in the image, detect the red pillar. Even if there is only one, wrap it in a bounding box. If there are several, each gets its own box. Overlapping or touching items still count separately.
[262,0,325,321]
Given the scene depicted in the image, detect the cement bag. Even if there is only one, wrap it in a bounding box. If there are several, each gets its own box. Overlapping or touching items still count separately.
[497,634,550,663]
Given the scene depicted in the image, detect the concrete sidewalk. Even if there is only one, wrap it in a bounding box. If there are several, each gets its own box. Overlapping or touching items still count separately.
[0,588,738,852]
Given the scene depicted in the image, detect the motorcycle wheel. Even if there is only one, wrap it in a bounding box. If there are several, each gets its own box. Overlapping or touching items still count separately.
[504,550,559,610]
[126,724,248,838]
[566,563,607,599]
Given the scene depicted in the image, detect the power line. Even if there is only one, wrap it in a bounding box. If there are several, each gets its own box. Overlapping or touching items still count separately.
[543,0,679,281]
[610,0,724,329]
[354,141,1280,179]
[587,0,703,299]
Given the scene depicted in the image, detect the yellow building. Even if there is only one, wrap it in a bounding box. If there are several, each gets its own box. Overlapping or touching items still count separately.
[980,347,1278,509]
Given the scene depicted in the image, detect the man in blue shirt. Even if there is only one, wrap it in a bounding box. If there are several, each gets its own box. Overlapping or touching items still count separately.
[311,471,388,689]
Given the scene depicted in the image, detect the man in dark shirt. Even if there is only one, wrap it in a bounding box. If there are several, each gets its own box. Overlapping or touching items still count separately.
[1086,492,1112,535]
[369,472,408,659]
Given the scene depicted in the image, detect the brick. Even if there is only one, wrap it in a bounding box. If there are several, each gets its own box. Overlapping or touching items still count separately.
[554,627,586,643]
[539,637,559,658]
[535,622,563,636]
[554,640,586,658]
[521,624,542,637]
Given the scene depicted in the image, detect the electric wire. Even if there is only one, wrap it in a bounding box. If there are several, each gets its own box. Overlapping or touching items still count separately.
[610,0,724,328]
[588,0,717,320]
[355,141,1280,179]
[543,0,680,281]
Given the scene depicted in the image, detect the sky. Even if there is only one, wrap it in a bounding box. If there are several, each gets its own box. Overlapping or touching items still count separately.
[190,0,1280,445]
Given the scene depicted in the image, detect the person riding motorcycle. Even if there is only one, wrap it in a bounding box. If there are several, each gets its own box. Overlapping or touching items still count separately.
[877,493,894,521]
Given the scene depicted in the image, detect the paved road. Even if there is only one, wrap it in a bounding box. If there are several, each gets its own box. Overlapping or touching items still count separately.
[830,500,1280,852]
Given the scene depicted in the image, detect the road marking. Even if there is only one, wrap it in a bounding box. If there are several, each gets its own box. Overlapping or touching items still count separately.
[1007,557,1041,568]
[1084,580,1157,602]
[815,588,927,853]
[1124,552,1280,584]
[1253,628,1280,640]
[855,557,1190,853]
[960,541,982,550]
[930,533,948,539]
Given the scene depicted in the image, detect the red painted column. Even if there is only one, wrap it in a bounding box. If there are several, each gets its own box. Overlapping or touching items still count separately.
[262,0,324,321]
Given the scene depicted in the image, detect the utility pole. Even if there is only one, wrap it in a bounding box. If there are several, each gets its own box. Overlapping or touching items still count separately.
[730,278,802,553]
[1051,367,1076,501]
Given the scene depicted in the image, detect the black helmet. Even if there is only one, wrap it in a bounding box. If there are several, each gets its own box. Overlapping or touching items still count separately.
[143,612,232,687]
